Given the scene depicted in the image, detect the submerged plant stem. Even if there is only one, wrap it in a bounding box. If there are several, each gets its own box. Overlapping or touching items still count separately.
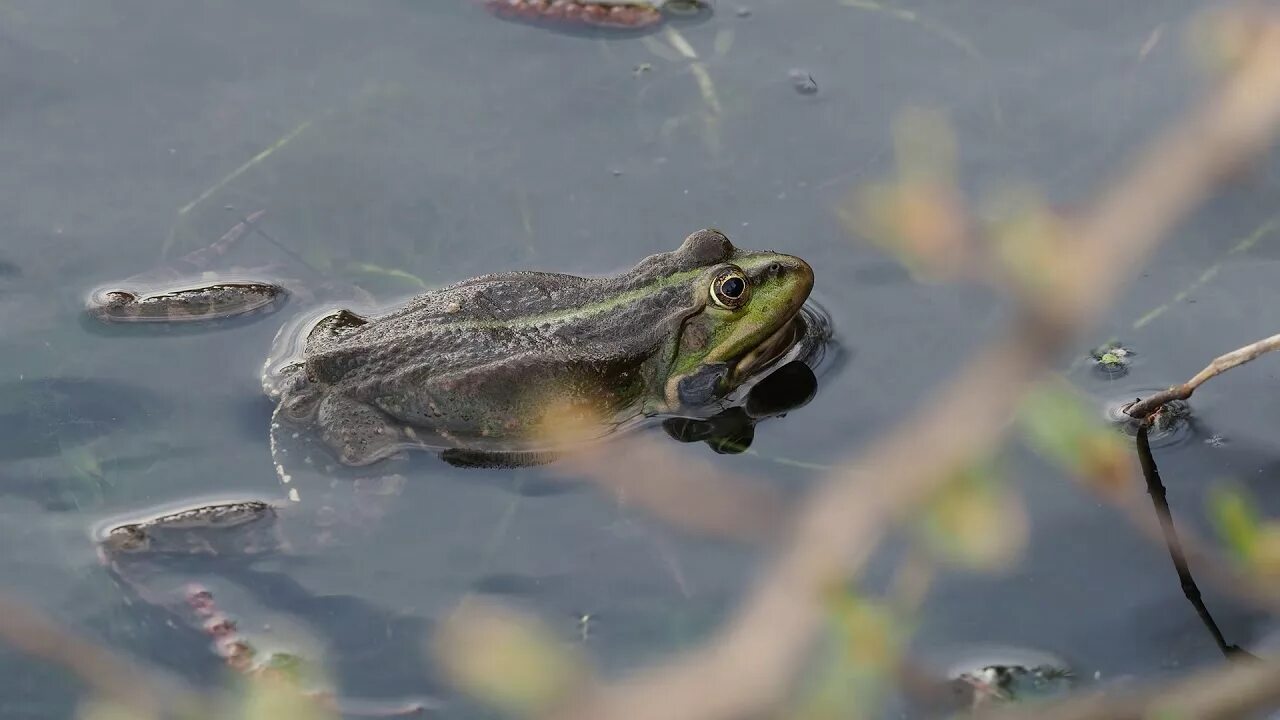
[1136,426,1254,659]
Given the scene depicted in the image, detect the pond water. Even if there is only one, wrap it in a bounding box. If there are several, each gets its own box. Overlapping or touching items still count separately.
[3,0,1279,717]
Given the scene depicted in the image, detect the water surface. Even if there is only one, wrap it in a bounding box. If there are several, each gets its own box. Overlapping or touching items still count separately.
[2,0,1279,716]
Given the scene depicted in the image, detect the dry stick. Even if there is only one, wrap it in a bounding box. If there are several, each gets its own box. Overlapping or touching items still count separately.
[1091,466,1280,615]
[1124,331,1280,418]
[552,17,1280,720]
[1135,425,1256,659]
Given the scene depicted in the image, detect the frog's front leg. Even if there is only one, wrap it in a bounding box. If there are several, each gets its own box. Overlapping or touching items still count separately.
[317,393,408,466]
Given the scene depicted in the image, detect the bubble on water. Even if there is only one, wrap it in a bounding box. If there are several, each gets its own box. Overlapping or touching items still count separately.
[921,643,1079,707]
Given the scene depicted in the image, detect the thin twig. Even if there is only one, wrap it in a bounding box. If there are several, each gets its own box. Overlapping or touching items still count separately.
[1125,331,1280,418]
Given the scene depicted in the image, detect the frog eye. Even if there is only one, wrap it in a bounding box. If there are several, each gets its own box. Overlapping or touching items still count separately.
[709,267,751,309]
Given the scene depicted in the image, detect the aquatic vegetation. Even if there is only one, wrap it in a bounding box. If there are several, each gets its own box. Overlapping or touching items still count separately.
[1089,341,1133,377]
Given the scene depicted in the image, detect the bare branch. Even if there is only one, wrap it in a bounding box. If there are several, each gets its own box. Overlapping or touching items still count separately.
[1125,331,1280,418]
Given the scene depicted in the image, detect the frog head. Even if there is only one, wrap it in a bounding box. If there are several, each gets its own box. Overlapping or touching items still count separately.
[651,229,814,409]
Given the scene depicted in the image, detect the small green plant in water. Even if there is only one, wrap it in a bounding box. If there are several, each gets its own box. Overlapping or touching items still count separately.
[1089,340,1133,377]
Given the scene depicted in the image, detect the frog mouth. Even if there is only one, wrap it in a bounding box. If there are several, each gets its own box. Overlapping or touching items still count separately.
[731,313,804,382]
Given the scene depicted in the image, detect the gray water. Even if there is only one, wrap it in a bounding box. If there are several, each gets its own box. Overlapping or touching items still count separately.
[3,0,1279,717]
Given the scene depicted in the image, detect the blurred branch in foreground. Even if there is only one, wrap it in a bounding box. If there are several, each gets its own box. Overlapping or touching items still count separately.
[536,9,1280,720]
[0,591,203,718]
[986,656,1280,720]
[556,431,788,545]
[1124,331,1280,419]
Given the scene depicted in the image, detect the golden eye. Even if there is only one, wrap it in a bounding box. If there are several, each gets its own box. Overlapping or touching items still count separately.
[709,267,751,309]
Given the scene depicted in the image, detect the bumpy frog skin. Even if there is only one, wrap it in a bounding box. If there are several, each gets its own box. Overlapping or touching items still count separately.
[263,229,814,466]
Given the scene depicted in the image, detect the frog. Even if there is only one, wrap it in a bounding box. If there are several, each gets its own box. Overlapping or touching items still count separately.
[260,228,816,467]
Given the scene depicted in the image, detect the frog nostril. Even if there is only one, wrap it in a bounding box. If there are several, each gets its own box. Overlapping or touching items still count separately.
[768,262,782,274]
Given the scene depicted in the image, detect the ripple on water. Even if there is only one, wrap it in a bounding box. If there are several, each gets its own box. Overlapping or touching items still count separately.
[918,643,1080,707]
[1088,341,1137,380]
[1100,388,1195,449]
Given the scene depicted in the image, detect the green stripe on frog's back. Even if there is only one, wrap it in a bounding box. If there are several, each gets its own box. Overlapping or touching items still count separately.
[306,250,801,385]
[365,252,784,335]
[451,253,787,331]
[425,267,705,332]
